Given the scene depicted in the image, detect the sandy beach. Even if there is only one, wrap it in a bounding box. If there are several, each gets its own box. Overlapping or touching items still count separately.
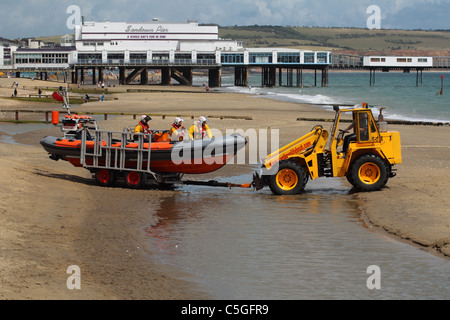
[0,77,449,299]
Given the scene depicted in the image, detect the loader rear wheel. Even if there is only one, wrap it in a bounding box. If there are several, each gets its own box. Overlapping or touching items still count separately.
[95,169,115,187]
[268,160,306,195]
[348,154,389,192]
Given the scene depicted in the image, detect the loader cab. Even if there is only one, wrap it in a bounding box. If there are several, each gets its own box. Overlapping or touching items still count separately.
[331,106,380,156]
[329,105,385,178]
[354,110,380,144]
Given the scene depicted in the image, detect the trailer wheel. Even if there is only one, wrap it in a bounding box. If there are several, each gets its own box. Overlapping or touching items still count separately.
[125,171,146,189]
[95,169,115,187]
[268,160,306,195]
[348,154,389,192]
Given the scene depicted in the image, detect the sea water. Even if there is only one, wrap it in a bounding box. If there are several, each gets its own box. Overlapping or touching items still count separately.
[145,170,450,300]
[214,71,450,123]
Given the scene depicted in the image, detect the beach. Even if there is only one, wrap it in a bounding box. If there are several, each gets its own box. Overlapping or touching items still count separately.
[0,78,449,299]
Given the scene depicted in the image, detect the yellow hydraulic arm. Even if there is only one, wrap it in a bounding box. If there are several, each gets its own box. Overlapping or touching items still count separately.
[263,126,328,175]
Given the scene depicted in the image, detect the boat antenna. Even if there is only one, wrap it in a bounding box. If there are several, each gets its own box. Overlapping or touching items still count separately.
[59,86,71,115]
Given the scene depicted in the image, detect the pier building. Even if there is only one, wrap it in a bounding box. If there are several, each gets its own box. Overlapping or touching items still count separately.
[363,56,433,86]
[0,19,332,87]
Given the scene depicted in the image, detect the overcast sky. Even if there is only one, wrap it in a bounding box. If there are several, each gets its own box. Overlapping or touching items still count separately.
[1,0,450,39]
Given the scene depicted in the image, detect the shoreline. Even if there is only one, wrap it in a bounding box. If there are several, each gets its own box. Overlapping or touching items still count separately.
[0,77,449,300]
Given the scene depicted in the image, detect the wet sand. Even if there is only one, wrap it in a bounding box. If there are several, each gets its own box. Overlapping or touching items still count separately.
[0,78,449,299]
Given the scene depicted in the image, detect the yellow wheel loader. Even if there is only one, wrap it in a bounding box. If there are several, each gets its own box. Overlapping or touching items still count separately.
[252,104,402,195]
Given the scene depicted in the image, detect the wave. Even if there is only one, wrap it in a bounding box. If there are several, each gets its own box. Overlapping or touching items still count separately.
[221,86,450,124]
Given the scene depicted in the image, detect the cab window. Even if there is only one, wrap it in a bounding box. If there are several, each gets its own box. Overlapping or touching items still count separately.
[357,112,369,141]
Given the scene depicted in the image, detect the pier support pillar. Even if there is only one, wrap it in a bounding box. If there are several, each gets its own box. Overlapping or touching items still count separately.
[287,68,294,87]
[140,68,148,85]
[80,67,85,85]
[92,67,97,85]
[98,67,104,84]
[297,69,303,87]
[119,67,125,85]
[278,68,283,86]
[208,67,221,88]
[171,67,192,85]
[161,67,172,85]
[369,69,376,86]
[321,68,328,87]
[178,68,193,85]
[416,68,423,87]
[262,67,276,87]
[234,66,248,86]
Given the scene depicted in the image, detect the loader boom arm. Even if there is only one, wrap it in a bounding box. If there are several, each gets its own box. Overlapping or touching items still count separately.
[263,126,328,170]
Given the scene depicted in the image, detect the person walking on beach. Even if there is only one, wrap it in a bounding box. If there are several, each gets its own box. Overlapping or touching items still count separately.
[13,87,17,97]
[189,116,212,140]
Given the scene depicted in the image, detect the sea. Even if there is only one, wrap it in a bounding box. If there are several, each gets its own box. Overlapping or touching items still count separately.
[142,71,450,300]
[216,70,450,123]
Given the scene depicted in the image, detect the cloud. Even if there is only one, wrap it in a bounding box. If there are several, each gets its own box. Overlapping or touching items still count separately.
[0,0,449,39]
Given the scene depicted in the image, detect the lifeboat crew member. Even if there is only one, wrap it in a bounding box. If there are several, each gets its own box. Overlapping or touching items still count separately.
[189,116,212,140]
[169,117,190,141]
[134,114,152,142]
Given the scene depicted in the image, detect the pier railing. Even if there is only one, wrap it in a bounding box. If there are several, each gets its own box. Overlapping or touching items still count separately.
[75,59,218,67]
[432,57,450,68]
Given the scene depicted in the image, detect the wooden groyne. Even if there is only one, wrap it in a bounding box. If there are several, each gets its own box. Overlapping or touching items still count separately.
[297,117,450,126]
[0,109,252,123]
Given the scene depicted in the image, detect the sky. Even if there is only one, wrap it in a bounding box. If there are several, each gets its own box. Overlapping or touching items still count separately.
[1,0,450,39]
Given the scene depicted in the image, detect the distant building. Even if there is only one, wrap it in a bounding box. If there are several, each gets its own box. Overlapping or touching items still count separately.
[363,56,433,68]
[0,45,17,69]
[13,47,75,71]
[60,34,75,47]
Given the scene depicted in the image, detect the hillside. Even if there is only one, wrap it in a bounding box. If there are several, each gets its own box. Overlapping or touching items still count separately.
[218,26,450,56]
[13,26,450,57]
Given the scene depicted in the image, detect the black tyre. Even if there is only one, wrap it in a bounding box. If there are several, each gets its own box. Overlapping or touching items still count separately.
[348,154,389,192]
[95,169,115,187]
[124,171,146,189]
[268,160,307,195]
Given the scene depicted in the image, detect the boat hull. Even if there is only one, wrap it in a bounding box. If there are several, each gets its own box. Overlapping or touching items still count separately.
[40,134,247,174]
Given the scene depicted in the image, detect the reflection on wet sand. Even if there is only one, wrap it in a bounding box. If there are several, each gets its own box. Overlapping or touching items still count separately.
[144,170,450,299]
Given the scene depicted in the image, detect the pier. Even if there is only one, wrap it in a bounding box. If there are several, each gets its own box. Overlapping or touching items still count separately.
[330,53,450,86]
[4,52,450,89]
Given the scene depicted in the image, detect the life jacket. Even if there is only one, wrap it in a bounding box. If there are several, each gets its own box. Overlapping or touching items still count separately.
[170,123,188,141]
[135,121,150,134]
[190,123,210,139]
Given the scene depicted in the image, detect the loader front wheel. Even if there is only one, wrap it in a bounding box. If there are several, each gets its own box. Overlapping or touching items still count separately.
[348,154,389,192]
[268,160,306,195]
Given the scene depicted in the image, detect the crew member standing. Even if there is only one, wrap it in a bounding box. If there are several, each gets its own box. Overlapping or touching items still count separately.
[189,116,212,140]
[169,117,190,141]
[134,114,152,142]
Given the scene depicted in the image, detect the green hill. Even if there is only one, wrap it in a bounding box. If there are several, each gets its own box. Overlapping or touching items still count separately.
[219,26,450,56]
[24,26,450,57]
